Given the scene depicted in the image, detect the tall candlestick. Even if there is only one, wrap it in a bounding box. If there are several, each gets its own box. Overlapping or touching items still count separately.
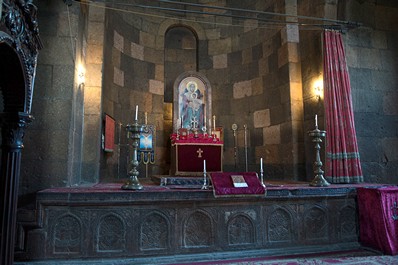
[315,114,318,128]
[260,157,263,172]
[135,105,138,121]
[213,115,216,130]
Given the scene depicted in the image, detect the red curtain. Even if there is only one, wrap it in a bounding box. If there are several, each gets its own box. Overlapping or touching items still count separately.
[323,30,363,183]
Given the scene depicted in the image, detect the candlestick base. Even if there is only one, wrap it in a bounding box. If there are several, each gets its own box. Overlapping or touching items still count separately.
[201,172,209,190]
[310,174,330,187]
[122,177,144,190]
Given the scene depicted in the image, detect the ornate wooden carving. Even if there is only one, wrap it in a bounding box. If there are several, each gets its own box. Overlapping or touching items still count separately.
[0,1,41,264]
[0,113,32,265]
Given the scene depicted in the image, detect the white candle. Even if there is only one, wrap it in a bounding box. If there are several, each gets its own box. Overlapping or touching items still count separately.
[135,105,138,121]
[260,157,263,172]
[145,112,148,125]
[315,114,318,128]
[181,115,183,128]
[203,160,206,172]
[213,115,216,129]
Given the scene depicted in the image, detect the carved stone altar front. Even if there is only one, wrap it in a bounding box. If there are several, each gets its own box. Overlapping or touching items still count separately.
[15,183,361,262]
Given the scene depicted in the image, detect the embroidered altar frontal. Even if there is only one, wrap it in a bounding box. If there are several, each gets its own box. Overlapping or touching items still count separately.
[171,142,223,175]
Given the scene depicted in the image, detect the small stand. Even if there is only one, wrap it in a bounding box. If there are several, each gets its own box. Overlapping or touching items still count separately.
[122,122,144,190]
[308,127,329,187]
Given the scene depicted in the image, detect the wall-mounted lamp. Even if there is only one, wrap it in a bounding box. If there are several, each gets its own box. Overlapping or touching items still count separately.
[314,79,323,101]
[77,65,85,88]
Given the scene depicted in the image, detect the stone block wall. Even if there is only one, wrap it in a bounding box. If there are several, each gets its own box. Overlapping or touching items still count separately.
[20,0,83,203]
[19,0,398,199]
[340,0,398,183]
[298,0,326,181]
[101,0,307,180]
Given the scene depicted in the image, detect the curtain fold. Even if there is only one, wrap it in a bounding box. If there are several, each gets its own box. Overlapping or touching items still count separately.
[323,30,363,183]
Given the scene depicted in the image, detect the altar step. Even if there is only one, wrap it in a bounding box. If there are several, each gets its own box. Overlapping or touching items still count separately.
[15,243,369,265]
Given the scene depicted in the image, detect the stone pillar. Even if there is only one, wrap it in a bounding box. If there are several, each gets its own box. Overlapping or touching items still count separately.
[0,112,32,265]
[280,0,305,178]
[81,3,105,182]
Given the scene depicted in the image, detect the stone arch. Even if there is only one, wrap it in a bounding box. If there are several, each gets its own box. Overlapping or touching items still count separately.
[267,207,295,243]
[140,211,170,251]
[183,210,214,248]
[0,40,27,112]
[164,25,199,103]
[96,213,126,252]
[227,213,255,246]
[158,19,206,40]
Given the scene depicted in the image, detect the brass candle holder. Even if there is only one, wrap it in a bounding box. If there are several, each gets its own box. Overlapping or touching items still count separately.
[308,127,330,187]
[122,122,144,190]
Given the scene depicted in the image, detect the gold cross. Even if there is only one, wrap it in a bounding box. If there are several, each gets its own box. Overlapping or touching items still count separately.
[197,148,203,158]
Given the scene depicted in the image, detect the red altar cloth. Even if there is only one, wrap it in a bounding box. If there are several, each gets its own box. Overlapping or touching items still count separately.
[170,133,223,175]
[357,186,398,255]
[210,172,266,197]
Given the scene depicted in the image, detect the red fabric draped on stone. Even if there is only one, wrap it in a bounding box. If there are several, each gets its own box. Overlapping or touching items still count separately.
[357,187,398,255]
[323,30,363,183]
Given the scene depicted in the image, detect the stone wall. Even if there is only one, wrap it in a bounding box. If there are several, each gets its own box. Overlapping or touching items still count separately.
[20,0,83,204]
[19,0,398,202]
[298,0,327,181]
[340,0,398,183]
[101,0,306,181]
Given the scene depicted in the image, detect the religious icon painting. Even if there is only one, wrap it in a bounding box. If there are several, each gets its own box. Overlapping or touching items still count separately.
[138,124,155,164]
[173,71,212,133]
[103,114,115,152]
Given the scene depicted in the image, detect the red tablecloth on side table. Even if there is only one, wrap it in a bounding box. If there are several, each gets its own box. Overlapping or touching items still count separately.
[357,186,398,255]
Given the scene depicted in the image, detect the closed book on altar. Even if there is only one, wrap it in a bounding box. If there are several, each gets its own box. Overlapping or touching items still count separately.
[231,175,248,187]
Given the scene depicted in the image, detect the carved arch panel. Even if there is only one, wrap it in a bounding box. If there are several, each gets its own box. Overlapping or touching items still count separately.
[52,214,82,255]
[183,210,214,248]
[304,206,329,241]
[267,207,295,243]
[96,213,126,253]
[140,211,170,251]
[227,213,255,246]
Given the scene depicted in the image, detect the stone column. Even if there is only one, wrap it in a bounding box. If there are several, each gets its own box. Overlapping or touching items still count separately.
[280,0,305,178]
[0,112,32,265]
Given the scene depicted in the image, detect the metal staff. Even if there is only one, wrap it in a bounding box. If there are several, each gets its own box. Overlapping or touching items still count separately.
[244,124,248,172]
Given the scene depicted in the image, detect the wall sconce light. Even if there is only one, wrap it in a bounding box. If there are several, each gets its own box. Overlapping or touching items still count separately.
[314,79,323,101]
[77,65,85,88]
